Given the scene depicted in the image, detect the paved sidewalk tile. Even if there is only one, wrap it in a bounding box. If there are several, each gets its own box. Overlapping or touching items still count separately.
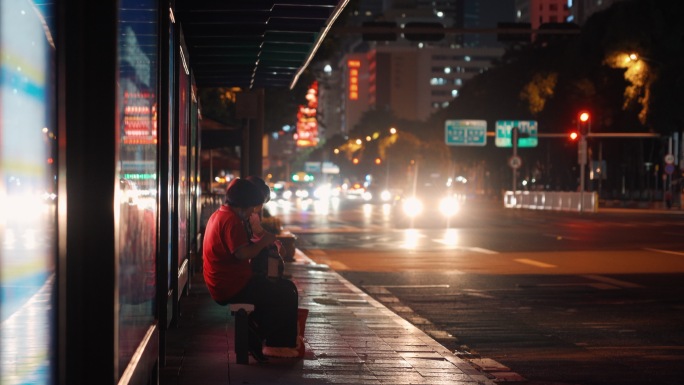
[160,250,495,385]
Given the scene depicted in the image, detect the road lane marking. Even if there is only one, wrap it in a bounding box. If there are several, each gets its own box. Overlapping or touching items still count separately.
[327,261,349,270]
[644,248,684,257]
[429,241,499,254]
[586,346,684,350]
[362,284,450,289]
[542,233,581,241]
[529,283,619,290]
[467,247,498,254]
[582,274,643,288]
[514,258,556,268]
[305,248,328,257]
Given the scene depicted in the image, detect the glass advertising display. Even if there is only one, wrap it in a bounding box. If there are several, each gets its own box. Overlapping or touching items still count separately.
[0,1,56,384]
[177,42,189,268]
[116,0,158,376]
[167,9,175,290]
[189,82,199,242]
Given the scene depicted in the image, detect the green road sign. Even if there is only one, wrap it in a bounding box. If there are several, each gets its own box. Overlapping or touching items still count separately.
[445,120,487,146]
[495,120,538,147]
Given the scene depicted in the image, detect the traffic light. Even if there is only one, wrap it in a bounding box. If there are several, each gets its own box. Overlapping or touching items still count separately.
[402,22,445,42]
[292,172,314,182]
[497,22,531,43]
[578,111,591,136]
[569,131,579,141]
[362,21,397,41]
[375,157,382,165]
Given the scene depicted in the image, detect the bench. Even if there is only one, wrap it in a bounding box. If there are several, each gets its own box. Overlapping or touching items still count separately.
[229,303,255,364]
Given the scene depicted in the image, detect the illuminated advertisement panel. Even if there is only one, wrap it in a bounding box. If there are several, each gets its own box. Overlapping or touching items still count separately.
[0,1,56,384]
[348,60,360,100]
[178,41,189,268]
[295,81,319,147]
[117,0,158,376]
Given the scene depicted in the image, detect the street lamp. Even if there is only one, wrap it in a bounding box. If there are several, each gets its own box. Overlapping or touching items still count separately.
[384,127,398,189]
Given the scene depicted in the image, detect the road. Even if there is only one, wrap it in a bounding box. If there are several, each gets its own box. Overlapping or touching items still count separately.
[269,197,684,385]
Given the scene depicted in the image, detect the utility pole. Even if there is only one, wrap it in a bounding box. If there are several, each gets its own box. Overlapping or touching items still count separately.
[577,112,591,212]
[509,127,524,192]
[512,127,518,192]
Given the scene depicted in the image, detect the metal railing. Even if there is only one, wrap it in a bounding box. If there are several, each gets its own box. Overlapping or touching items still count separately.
[503,190,598,213]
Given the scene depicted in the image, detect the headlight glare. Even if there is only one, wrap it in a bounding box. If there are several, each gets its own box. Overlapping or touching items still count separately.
[402,197,423,217]
[439,196,460,217]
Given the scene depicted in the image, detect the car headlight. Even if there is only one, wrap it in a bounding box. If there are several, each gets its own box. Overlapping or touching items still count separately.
[380,190,392,201]
[402,197,423,217]
[282,190,293,200]
[362,191,373,201]
[296,189,309,198]
[314,185,331,199]
[439,196,460,217]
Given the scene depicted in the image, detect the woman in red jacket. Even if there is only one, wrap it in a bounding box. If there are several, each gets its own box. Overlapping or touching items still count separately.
[203,178,299,360]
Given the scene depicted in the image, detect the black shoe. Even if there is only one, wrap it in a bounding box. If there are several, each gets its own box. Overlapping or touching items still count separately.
[249,346,268,363]
[247,324,268,363]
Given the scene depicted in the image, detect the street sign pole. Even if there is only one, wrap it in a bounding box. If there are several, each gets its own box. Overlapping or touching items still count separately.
[512,127,518,192]
[578,136,587,212]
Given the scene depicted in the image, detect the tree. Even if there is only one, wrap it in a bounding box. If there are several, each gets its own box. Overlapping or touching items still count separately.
[198,88,239,126]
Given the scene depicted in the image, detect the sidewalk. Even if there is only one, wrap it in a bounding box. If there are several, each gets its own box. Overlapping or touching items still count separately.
[159,249,496,385]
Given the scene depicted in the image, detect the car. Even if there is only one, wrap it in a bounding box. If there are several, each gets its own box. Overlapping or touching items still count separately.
[341,182,367,201]
[395,180,465,228]
[270,181,295,201]
[363,185,402,204]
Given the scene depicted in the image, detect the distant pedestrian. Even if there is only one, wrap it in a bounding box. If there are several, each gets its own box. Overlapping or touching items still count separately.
[665,190,672,209]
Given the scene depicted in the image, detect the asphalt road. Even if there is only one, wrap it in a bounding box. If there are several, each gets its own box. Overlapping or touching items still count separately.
[271,197,684,385]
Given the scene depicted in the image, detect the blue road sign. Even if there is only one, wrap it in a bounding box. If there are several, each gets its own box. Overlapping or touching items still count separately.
[445,120,487,146]
[495,120,538,147]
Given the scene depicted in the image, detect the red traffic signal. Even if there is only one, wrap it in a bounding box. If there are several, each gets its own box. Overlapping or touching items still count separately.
[578,111,591,135]
[569,132,579,140]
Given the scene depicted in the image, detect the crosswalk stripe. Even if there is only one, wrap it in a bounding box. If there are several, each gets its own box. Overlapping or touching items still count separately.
[514,258,556,268]
[644,248,684,257]
[582,274,643,288]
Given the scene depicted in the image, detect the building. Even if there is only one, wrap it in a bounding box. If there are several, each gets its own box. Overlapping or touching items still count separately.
[514,0,627,27]
[334,0,513,132]
[342,44,504,127]
[515,0,572,29]
[339,0,515,133]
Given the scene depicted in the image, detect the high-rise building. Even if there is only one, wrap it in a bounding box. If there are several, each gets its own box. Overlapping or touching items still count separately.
[341,44,504,130]
[572,0,626,24]
[335,0,513,133]
[514,0,626,27]
[514,0,572,30]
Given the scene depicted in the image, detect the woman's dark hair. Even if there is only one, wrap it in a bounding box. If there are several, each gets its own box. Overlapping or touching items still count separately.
[245,175,271,204]
[225,178,264,207]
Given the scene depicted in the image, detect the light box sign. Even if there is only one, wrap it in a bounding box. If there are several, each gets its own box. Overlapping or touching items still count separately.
[495,120,538,147]
[295,81,319,147]
[348,60,360,100]
[445,120,487,146]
